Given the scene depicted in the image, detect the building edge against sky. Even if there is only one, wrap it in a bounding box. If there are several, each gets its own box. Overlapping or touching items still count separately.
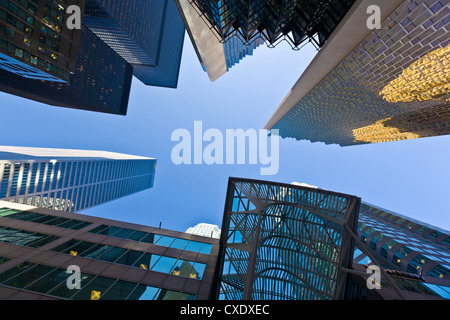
[0,145,156,213]
[264,0,450,146]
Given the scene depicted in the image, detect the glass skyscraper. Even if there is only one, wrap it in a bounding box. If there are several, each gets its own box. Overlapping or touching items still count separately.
[349,202,450,300]
[212,178,450,300]
[0,0,186,114]
[174,0,354,81]
[265,0,450,146]
[0,0,86,82]
[0,25,133,115]
[0,146,156,212]
[83,0,185,88]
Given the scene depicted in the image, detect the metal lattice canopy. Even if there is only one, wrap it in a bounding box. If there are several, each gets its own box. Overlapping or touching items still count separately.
[188,0,356,49]
[213,178,361,300]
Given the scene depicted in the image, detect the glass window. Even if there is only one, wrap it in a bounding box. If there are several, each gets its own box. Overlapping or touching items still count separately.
[0,208,21,217]
[113,228,135,239]
[3,264,55,289]
[155,236,175,247]
[134,286,160,300]
[151,256,177,274]
[171,259,193,277]
[170,239,188,250]
[127,230,148,242]
[0,262,36,284]
[25,268,70,294]
[98,247,127,263]
[0,256,10,264]
[132,252,154,270]
[115,249,144,267]
[48,271,96,299]
[426,265,450,279]
[140,233,157,244]
[0,227,58,248]
[190,263,206,280]
[200,243,213,254]
[100,280,138,300]
[185,241,202,253]
[71,276,117,300]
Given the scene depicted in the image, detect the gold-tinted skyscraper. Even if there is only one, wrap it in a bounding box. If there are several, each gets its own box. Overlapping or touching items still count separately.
[264,0,450,146]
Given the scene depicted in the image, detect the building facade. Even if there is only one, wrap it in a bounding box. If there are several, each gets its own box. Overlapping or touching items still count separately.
[0,146,156,212]
[0,25,133,115]
[0,0,86,82]
[211,177,361,300]
[0,0,186,114]
[212,178,450,300]
[347,201,450,300]
[265,0,450,146]
[83,0,185,88]
[174,0,354,81]
[175,0,265,81]
[0,200,218,300]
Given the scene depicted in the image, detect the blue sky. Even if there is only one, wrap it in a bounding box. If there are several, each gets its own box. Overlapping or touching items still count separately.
[1,34,449,233]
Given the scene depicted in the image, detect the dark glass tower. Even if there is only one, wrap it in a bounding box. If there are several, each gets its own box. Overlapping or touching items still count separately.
[83,0,185,88]
[0,25,132,115]
[174,0,354,81]
[348,202,450,300]
[0,0,86,82]
[0,0,186,114]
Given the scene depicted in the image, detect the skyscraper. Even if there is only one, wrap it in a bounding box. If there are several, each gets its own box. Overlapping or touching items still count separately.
[174,0,354,81]
[0,200,218,300]
[348,201,450,300]
[0,146,156,212]
[83,0,185,88]
[264,0,450,146]
[175,0,265,81]
[0,0,186,114]
[0,0,86,82]
[0,26,133,115]
[211,178,450,300]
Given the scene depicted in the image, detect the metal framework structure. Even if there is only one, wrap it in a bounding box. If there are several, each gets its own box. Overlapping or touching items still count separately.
[187,0,355,50]
[212,178,362,300]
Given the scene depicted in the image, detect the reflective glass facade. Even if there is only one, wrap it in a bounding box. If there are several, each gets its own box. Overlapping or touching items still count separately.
[0,0,85,82]
[271,0,450,146]
[187,0,354,49]
[347,201,450,300]
[0,146,156,212]
[212,178,361,300]
[83,0,185,88]
[0,25,133,115]
[0,201,218,300]
[355,202,450,280]
[0,261,196,300]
